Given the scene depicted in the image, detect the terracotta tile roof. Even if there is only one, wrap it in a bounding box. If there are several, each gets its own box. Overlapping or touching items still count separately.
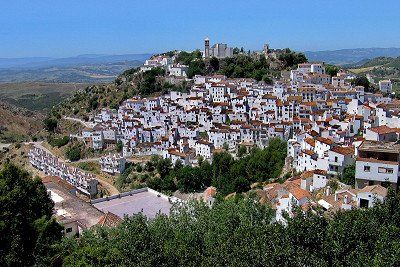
[314,169,327,175]
[359,185,387,197]
[301,170,314,179]
[330,146,354,155]
[369,125,397,135]
[305,138,315,147]
[97,212,122,227]
[203,186,217,200]
[316,137,334,145]
[289,186,311,200]
[42,176,75,190]
[303,149,316,156]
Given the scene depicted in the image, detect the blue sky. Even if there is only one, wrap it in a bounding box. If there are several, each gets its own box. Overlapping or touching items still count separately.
[1,0,399,58]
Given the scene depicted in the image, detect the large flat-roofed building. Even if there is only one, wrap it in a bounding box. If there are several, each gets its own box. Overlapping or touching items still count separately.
[92,188,180,219]
[43,176,121,237]
[355,140,400,190]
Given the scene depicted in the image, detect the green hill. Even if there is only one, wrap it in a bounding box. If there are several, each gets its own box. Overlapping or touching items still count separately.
[359,56,400,69]
[348,57,400,92]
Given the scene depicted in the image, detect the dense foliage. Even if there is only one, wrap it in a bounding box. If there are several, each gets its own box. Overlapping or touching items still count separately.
[341,163,355,186]
[278,48,308,69]
[65,146,82,161]
[218,54,275,82]
[48,135,70,148]
[175,50,202,65]
[136,67,166,96]
[3,162,400,266]
[43,116,58,132]
[57,190,400,266]
[120,138,287,196]
[174,49,307,81]
[351,75,376,92]
[0,164,62,266]
[325,64,340,77]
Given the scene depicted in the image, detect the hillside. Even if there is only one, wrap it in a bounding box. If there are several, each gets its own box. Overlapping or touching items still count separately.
[0,82,87,112]
[0,61,144,83]
[0,101,44,143]
[0,54,152,69]
[305,48,400,65]
[0,54,151,83]
[348,56,400,92]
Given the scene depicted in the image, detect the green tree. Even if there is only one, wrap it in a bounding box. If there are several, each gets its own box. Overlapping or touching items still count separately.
[156,158,172,179]
[55,185,400,266]
[43,117,58,132]
[0,164,62,266]
[326,64,339,77]
[352,75,372,91]
[48,135,70,148]
[66,146,81,161]
[187,60,206,78]
[222,142,229,151]
[174,159,183,172]
[136,164,143,173]
[278,48,307,69]
[341,163,355,186]
[209,57,220,71]
[116,140,123,153]
[237,145,247,158]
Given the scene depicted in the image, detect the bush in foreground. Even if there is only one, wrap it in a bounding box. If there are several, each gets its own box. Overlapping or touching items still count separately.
[59,191,400,266]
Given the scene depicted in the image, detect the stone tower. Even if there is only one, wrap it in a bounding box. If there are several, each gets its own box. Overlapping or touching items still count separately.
[263,43,270,56]
[204,37,210,58]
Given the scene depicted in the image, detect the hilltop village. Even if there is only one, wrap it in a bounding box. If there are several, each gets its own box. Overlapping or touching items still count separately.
[28,40,398,225]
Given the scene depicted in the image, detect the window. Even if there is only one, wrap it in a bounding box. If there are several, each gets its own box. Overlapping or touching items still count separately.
[378,167,393,174]
[66,227,73,233]
[335,156,338,163]
[364,166,371,172]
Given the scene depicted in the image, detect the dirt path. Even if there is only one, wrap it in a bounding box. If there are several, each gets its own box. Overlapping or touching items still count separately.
[63,116,96,128]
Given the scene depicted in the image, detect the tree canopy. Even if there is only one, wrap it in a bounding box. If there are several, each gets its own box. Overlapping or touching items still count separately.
[351,75,376,92]
[0,163,62,266]
[218,54,275,81]
[278,48,308,69]
[2,162,400,266]
[341,163,355,186]
[138,138,287,196]
[57,190,400,266]
[325,64,340,77]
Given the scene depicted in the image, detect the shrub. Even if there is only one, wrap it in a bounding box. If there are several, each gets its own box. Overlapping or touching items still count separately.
[65,147,81,161]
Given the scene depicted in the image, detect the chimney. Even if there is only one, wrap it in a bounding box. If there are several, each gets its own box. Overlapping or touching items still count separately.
[344,194,349,205]
[326,186,331,196]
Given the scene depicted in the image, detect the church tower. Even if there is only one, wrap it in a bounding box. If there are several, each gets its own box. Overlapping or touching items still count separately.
[204,37,210,58]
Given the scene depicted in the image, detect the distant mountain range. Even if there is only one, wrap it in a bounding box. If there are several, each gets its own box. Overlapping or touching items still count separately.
[304,48,400,66]
[0,54,152,69]
[0,54,152,83]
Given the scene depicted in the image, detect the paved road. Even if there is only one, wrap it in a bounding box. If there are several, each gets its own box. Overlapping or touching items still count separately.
[63,116,96,128]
